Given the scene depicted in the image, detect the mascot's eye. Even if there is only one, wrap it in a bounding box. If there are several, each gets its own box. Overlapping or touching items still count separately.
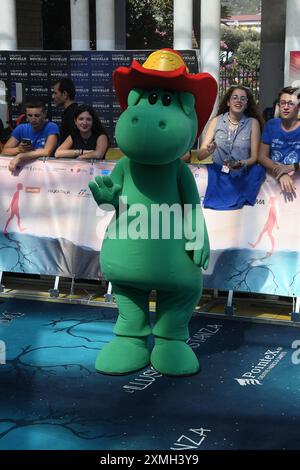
[148,93,158,105]
[162,94,172,106]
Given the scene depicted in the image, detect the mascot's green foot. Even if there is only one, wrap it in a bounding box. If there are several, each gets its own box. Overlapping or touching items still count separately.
[95,336,150,375]
[150,338,200,376]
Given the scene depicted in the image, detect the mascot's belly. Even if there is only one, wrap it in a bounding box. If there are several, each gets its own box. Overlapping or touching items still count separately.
[100,159,202,290]
[100,237,202,291]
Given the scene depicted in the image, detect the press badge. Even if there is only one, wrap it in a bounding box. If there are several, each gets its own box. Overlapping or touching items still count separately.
[221,164,230,174]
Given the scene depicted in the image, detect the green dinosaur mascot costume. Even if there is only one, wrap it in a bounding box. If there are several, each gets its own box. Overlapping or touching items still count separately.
[89,49,217,376]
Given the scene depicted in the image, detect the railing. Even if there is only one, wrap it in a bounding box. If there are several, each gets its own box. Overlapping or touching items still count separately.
[219,66,260,101]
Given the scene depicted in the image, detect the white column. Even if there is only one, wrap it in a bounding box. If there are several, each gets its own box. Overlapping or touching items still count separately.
[284,0,300,85]
[70,0,90,50]
[96,0,115,50]
[173,0,193,50]
[200,0,220,112]
[0,0,17,50]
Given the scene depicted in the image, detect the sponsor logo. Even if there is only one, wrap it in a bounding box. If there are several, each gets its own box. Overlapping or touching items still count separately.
[92,86,110,93]
[235,347,287,386]
[171,428,211,451]
[99,118,110,126]
[123,367,162,393]
[0,311,24,324]
[187,324,223,349]
[10,71,28,77]
[0,340,5,364]
[48,189,71,195]
[51,117,61,124]
[25,187,40,194]
[91,71,110,78]
[70,56,88,62]
[50,71,68,78]
[76,87,90,94]
[112,55,130,61]
[291,340,300,365]
[30,71,48,77]
[234,378,262,386]
[77,188,91,197]
[10,55,27,61]
[70,72,89,78]
[31,86,48,93]
[26,166,43,172]
[91,55,109,62]
[30,55,47,62]
[68,166,86,174]
[49,56,68,62]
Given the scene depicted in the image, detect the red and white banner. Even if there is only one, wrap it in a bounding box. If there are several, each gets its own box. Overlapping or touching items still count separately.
[0,156,299,296]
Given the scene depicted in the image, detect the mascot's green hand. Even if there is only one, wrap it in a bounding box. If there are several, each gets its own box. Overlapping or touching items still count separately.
[88,175,121,208]
[192,231,210,269]
[193,247,210,270]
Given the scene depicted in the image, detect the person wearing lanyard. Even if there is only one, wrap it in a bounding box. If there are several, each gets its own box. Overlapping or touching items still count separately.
[197,85,265,210]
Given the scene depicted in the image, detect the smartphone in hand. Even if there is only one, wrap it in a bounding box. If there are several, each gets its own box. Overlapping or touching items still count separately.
[21,138,32,146]
[229,159,242,169]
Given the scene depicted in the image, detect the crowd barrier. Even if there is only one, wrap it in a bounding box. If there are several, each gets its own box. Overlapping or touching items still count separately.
[0,155,299,297]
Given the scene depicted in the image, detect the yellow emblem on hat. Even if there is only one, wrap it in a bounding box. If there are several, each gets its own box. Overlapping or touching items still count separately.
[142,49,189,72]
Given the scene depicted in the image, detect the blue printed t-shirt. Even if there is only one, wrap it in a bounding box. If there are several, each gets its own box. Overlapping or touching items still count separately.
[261,118,300,164]
[12,122,59,150]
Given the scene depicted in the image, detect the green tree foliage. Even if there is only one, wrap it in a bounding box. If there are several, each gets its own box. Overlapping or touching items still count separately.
[221,4,232,19]
[221,0,261,15]
[126,0,173,49]
[221,25,244,54]
[220,28,260,66]
[236,40,260,71]
[244,29,260,43]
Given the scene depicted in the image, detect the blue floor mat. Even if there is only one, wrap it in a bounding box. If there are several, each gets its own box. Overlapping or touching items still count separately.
[0,298,300,450]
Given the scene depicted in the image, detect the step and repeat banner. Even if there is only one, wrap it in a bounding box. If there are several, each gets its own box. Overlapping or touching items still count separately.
[0,50,199,146]
[0,156,300,297]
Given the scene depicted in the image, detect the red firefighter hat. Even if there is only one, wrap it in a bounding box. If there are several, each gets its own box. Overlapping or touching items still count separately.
[113,48,218,137]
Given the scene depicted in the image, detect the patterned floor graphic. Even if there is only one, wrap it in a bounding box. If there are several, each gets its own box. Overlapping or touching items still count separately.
[1,298,300,450]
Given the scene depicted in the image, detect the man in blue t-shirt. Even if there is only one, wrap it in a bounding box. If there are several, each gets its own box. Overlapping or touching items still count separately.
[259,86,300,195]
[3,99,59,173]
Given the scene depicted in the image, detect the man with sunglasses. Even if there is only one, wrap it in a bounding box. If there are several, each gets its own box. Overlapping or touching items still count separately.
[3,99,59,173]
[259,86,300,195]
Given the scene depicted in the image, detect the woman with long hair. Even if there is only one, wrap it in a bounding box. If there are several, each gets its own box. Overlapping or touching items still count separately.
[55,104,109,159]
[197,85,265,210]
